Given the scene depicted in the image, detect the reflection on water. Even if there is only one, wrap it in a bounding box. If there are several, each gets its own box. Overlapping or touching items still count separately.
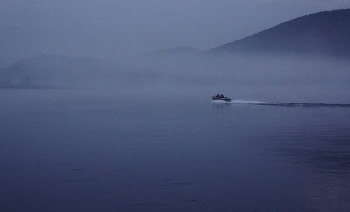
[1,90,350,212]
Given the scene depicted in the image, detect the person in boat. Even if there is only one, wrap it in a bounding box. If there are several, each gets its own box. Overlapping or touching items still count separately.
[216,94,220,97]
[221,94,224,98]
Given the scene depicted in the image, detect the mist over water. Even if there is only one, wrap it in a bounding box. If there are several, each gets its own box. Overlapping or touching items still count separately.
[2,51,350,103]
[112,53,350,104]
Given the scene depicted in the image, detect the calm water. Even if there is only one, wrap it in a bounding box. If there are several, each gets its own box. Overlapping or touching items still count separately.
[1,89,350,212]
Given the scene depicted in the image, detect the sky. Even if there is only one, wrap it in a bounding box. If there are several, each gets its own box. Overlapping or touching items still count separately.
[1,0,350,66]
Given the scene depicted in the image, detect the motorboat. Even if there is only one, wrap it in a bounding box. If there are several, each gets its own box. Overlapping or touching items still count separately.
[212,94,231,101]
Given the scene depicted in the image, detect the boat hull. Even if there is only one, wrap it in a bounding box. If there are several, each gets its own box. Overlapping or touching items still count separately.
[212,96,231,101]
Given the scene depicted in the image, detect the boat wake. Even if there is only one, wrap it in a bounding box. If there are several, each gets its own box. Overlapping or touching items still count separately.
[212,99,266,104]
[213,99,350,107]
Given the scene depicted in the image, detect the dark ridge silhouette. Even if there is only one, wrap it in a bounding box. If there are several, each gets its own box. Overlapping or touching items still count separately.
[209,9,350,58]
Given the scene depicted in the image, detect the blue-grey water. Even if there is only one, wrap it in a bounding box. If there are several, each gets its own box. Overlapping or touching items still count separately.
[1,89,350,212]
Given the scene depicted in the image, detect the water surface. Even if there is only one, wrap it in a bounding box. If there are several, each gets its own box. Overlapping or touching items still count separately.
[1,89,350,212]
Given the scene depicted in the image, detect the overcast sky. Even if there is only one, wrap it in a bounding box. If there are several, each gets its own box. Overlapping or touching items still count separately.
[1,0,350,65]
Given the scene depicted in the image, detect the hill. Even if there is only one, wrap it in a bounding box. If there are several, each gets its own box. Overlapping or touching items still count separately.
[2,9,350,89]
[209,9,350,58]
[136,46,199,58]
